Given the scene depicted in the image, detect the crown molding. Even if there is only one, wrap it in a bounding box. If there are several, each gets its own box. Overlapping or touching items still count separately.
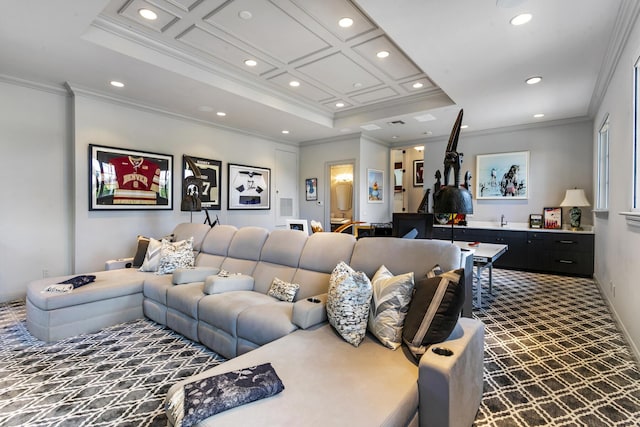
[0,74,69,97]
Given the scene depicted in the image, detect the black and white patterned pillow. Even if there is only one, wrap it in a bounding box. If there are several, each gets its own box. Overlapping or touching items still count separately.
[326,261,372,347]
[367,265,415,350]
[268,277,300,302]
[156,237,195,275]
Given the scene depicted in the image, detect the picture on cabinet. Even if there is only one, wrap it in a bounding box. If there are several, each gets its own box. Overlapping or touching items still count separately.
[543,207,562,229]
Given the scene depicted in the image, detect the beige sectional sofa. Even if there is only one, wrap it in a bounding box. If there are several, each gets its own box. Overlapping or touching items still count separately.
[25,222,484,427]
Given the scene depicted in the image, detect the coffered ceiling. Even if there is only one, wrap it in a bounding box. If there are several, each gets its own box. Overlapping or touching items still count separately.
[0,0,633,145]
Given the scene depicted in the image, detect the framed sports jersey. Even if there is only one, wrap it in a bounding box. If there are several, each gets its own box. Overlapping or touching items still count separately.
[89,144,173,210]
[182,155,222,211]
[228,163,271,210]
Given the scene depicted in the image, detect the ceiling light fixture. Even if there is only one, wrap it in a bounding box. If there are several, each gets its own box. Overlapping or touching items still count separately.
[338,17,353,28]
[392,136,398,139]
[526,76,542,85]
[510,13,532,26]
[282,130,290,134]
[110,81,124,88]
[412,82,424,89]
[414,145,424,152]
[533,113,545,118]
[461,125,469,129]
[138,8,158,20]
[353,82,363,89]
[216,112,226,117]
[244,59,257,67]
[238,10,252,20]
[376,50,390,59]
[335,102,345,108]
[289,80,300,87]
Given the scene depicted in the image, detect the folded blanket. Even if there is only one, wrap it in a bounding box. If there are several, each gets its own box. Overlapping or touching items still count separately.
[168,363,285,427]
[41,275,96,293]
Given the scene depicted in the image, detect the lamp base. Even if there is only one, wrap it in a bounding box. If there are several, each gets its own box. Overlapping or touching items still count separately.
[569,206,582,230]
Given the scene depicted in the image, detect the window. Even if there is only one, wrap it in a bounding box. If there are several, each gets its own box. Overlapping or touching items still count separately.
[596,115,609,210]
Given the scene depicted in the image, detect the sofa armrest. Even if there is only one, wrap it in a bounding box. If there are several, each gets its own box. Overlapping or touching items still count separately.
[292,293,327,329]
[203,274,254,294]
[172,267,220,285]
[418,317,484,427]
[104,257,134,270]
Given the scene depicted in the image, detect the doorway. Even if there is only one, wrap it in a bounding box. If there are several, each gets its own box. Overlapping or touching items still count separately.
[326,162,354,231]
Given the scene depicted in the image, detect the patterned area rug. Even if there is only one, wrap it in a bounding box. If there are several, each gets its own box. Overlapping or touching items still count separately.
[1,270,639,426]
[473,269,640,426]
[0,301,224,426]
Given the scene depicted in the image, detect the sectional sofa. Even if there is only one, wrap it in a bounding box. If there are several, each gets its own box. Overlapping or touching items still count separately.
[25,223,484,426]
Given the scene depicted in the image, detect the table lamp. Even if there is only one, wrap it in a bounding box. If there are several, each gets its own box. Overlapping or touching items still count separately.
[560,188,590,230]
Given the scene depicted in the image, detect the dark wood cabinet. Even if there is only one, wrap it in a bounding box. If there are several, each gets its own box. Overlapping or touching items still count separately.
[434,225,594,277]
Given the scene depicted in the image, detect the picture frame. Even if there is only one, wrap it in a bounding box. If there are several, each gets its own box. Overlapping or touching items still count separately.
[529,213,543,229]
[89,144,172,210]
[476,151,529,199]
[413,160,424,187]
[183,155,222,211]
[543,207,562,229]
[286,219,309,234]
[367,168,384,203]
[228,163,270,210]
[305,178,318,201]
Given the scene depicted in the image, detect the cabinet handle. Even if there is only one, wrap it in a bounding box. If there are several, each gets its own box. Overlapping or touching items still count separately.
[558,260,575,264]
[558,240,575,244]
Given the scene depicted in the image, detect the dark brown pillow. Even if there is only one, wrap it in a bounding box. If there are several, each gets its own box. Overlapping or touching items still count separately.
[402,268,464,359]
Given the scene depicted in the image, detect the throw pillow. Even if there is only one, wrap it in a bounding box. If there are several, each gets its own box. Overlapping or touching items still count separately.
[156,237,195,275]
[367,265,415,350]
[326,261,373,347]
[268,277,300,302]
[139,237,163,272]
[402,268,465,360]
[135,232,175,270]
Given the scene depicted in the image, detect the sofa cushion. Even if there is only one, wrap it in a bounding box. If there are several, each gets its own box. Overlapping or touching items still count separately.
[402,268,464,359]
[368,265,415,350]
[237,302,297,346]
[157,237,195,275]
[267,278,299,302]
[326,262,372,347]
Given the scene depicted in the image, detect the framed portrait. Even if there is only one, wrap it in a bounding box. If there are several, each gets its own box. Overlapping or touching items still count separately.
[543,207,562,229]
[286,219,309,234]
[529,213,543,229]
[305,178,318,201]
[413,160,424,187]
[228,163,270,210]
[367,168,384,203]
[89,144,172,210]
[182,155,222,211]
[476,151,529,199]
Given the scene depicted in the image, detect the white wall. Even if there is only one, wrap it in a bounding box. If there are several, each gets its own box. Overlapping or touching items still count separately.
[420,120,594,225]
[592,15,640,358]
[0,80,72,302]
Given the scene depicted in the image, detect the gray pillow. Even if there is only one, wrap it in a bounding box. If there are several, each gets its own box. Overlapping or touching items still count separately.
[326,261,372,347]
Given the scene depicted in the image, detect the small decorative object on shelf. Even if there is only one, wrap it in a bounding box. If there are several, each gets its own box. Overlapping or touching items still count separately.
[543,207,562,229]
[529,214,543,229]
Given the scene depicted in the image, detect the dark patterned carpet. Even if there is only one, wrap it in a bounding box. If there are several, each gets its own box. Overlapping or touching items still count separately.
[1,270,639,426]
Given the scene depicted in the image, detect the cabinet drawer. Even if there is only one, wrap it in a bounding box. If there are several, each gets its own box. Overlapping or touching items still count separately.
[549,251,593,275]
[549,234,593,253]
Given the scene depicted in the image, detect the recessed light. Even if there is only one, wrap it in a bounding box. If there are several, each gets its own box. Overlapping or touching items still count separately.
[216,112,226,117]
[376,50,390,59]
[510,13,532,26]
[282,130,290,134]
[353,82,363,89]
[289,80,300,87]
[534,113,545,118]
[338,17,354,28]
[110,81,124,88]
[412,82,424,89]
[238,10,252,20]
[138,8,158,20]
[414,145,424,151]
[244,59,257,67]
[526,76,542,85]
[461,125,469,129]
[335,102,345,108]
[392,135,398,139]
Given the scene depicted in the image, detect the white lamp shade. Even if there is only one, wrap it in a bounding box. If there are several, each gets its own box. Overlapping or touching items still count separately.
[560,189,590,207]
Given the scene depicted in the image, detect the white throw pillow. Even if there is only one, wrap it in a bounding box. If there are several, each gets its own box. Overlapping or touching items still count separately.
[156,237,195,275]
[139,238,163,272]
[367,265,415,350]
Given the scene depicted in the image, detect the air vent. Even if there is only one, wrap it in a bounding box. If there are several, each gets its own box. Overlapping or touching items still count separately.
[388,120,406,126]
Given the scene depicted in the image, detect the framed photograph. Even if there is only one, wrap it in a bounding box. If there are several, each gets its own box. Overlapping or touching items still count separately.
[89,144,172,210]
[305,178,318,201]
[286,219,309,234]
[476,151,529,199]
[543,207,562,229]
[413,160,424,187]
[228,163,270,210]
[529,214,543,229]
[183,155,221,210]
[367,168,384,203]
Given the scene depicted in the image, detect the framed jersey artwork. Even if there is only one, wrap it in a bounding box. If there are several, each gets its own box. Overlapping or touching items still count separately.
[228,163,271,210]
[89,144,173,210]
[182,155,222,211]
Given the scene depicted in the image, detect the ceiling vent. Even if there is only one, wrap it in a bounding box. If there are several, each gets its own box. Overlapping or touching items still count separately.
[387,120,406,126]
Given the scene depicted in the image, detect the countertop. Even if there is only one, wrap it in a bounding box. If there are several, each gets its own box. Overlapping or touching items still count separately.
[434,221,594,234]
